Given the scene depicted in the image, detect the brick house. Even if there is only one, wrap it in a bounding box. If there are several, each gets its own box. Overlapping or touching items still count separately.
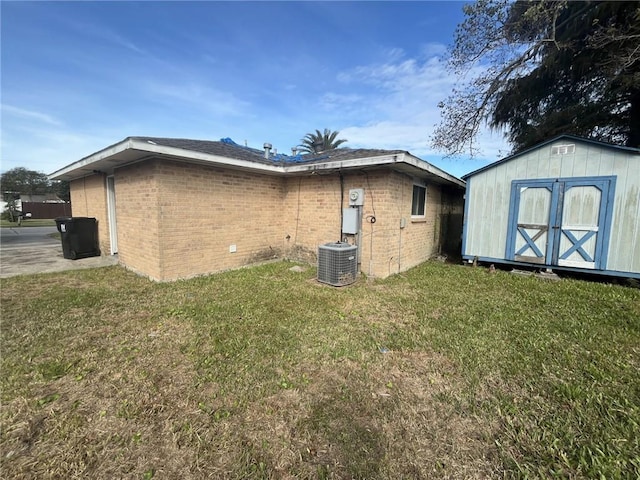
[50,137,465,281]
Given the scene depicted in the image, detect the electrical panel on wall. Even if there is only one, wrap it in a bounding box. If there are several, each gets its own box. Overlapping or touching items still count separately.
[349,188,364,206]
[342,208,359,234]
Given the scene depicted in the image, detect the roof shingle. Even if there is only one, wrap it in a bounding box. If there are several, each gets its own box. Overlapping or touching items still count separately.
[130,136,406,166]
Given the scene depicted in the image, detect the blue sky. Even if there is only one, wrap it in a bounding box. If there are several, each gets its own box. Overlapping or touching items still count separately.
[1,1,510,179]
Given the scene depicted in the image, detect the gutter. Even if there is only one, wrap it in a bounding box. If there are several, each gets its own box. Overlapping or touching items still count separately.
[50,138,465,189]
[283,152,465,188]
[133,140,283,175]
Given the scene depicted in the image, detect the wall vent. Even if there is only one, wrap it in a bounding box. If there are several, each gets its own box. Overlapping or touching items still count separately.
[317,242,358,286]
[551,144,575,155]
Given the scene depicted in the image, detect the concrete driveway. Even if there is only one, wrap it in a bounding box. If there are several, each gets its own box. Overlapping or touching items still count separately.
[0,226,118,278]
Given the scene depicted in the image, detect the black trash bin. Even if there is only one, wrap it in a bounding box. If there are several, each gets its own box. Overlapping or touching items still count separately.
[55,217,100,260]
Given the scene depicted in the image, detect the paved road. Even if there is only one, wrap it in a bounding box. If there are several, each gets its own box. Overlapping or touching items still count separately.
[0,226,117,278]
[1,226,60,247]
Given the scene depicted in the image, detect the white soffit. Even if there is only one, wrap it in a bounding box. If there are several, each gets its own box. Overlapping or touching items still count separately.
[50,139,464,188]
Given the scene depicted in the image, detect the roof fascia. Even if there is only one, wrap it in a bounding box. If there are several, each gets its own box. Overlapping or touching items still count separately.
[558,134,640,153]
[402,152,466,187]
[131,139,282,174]
[50,139,465,188]
[284,152,465,188]
[49,137,284,180]
[283,152,403,173]
[49,137,134,180]
[462,134,640,179]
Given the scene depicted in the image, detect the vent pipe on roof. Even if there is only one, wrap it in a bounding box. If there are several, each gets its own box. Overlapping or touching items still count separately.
[263,142,272,159]
[291,147,298,156]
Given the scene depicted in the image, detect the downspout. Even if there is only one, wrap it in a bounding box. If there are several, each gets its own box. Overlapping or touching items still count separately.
[339,171,344,240]
[398,227,402,273]
[438,188,445,254]
[83,177,88,214]
[398,178,403,273]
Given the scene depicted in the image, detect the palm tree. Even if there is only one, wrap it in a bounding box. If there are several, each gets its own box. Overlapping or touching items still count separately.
[298,128,347,153]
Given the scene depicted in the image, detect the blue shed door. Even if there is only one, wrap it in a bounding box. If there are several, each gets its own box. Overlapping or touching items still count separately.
[507,177,615,270]
[509,181,556,265]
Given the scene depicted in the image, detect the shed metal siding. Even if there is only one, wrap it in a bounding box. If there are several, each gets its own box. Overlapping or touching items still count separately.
[463,139,640,276]
[608,149,640,273]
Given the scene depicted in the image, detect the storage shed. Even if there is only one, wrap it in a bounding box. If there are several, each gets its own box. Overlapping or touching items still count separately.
[461,135,640,279]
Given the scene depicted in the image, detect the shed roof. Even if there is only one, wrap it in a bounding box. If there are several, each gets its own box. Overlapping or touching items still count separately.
[462,134,640,180]
[50,136,465,188]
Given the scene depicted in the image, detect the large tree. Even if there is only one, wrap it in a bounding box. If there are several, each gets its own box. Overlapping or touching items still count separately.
[1,167,51,198]
[0,167,70,201]
[298,128,348,153]
[432,0,640,157]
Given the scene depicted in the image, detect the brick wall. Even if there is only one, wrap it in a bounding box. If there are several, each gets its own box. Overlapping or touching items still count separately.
[69,174,109,255]
[282,174,342,263]
[281,169,454,279]
[114,161,162,279]
[145,159,286,281]
[75,158,462,281]
[391,172,442,274]
[83,160,288,281]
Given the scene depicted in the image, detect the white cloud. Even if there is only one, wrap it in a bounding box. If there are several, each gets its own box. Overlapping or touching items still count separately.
[382,47,406,61]
[1,129,115,174]
[342,122,430,153]
[420,42,448,58]
[145,81,251,118]
[319,92,365,111]
[65,19,147,56]
[328,46,510,161]
[2,104,63,127]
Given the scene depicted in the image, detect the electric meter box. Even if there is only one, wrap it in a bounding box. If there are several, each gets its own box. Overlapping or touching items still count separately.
[348,188,364,206]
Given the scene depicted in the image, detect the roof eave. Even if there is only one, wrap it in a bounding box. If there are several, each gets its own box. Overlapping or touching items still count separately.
[284,152,465,188]
[462,134,640,180]
[49,137,134,181]
[50,140,465,189]
[402,152,466,188]
[49,138,284,181]
[133,140,283,174]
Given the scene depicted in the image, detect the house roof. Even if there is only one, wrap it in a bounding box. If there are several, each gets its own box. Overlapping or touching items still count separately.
[462,134,640,180]
[19,194,66,203]
[49,136,465,188]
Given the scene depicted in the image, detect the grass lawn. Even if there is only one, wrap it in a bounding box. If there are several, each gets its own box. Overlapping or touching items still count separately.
[0,218,57,228]
[1,261,638,479]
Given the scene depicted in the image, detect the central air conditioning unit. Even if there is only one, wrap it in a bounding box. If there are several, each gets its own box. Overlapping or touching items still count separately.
[317,242,358,286]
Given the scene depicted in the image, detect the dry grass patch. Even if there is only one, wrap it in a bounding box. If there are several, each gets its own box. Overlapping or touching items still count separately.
[221,352,499,480]
[2,310,202,479]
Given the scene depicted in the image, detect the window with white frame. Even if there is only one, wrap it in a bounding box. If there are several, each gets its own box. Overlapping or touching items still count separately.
[411,184,426,217]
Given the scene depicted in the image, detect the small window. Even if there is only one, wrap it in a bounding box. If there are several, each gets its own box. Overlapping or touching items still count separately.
[411,184,426,217]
